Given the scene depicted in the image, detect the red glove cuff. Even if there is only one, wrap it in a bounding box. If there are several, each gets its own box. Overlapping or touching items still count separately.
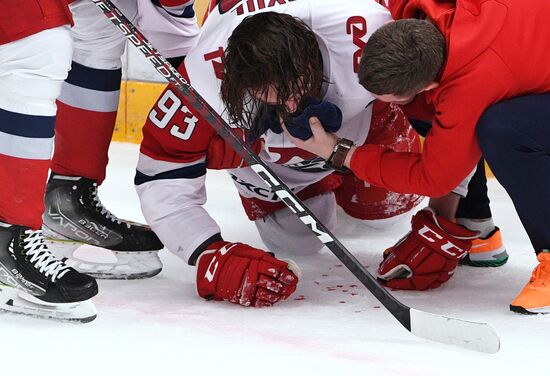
[410,209,477,260]
[196,241,237,299]
[206,134,263,169]
[377,208,478,290]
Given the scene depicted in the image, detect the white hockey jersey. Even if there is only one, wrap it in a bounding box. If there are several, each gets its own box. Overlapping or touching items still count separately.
[136,0,391,263]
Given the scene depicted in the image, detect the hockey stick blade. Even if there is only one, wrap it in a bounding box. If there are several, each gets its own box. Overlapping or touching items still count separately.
[93,0,500,352]
[410,309,500,353]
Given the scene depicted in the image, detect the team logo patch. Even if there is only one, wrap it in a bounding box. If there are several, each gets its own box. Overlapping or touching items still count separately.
[217,0,297,16]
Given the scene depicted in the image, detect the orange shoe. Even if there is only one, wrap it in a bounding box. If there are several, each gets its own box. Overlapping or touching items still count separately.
[510,251,550,314]
[460,227,509,267]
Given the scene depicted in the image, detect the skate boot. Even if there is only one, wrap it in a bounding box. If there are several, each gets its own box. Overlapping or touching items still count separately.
[43,173,163,280]
[0,222,98,322]
[460,227,509,267]
[510,251,550,314]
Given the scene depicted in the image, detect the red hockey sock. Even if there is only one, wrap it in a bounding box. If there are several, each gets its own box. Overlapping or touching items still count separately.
[51,62,121,184]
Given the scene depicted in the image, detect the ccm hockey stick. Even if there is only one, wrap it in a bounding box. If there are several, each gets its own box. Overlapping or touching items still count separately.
[94,0,500,353]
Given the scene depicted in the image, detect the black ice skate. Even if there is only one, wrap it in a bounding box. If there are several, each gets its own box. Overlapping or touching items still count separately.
[43,174,163,280]
[0,222,98,322]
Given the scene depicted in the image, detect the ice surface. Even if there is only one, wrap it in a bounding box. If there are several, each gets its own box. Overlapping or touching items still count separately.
[2,142,548,375]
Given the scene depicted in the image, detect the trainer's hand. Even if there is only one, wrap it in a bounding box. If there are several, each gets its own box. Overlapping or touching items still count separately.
[283,117,338,160]
[196,241,300,307]
[378,208,478,290]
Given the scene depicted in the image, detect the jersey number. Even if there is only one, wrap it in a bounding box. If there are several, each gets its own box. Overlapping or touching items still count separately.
[148,89,198,141]
[346,16,367,73]
[204,47,225,80]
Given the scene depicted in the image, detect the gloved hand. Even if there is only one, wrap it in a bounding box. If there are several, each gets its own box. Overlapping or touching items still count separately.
[378,208,478,290]
[196,241,300,307]
[206,132,262,169]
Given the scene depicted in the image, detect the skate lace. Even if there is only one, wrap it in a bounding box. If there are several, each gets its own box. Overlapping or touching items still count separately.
[90,183,130,228]
[22,230,71,282]
[530,260,550,288]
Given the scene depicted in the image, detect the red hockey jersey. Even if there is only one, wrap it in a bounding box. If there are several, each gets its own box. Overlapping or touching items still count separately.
[350,0,550,197]
[0,0,72,44]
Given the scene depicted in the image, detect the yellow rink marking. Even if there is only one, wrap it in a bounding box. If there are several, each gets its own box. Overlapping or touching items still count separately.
[112,0,208,143]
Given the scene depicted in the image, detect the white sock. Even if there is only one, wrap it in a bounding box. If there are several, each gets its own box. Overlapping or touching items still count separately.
[456,218,496,238]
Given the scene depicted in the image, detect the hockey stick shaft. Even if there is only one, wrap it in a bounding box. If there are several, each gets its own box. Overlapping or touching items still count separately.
[93,0,500,353]
[92,0,408,325]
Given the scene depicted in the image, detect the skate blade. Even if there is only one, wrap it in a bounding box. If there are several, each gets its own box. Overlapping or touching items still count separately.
[0,285,97,323]
[45,239,163,280]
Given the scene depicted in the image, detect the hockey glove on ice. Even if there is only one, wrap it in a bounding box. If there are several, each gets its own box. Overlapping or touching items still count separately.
[378,208,478,290]
[196,241,300,307]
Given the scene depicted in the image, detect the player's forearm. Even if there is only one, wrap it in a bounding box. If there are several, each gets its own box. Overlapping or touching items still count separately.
[135,177,222,265]
[348,145,459,197]
[428,193,461,221]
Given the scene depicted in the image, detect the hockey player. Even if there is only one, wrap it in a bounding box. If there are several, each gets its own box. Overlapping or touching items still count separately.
[0,0,97,322]
[42,0,201,279]
[135,0,424,307]
[289,0,550,313]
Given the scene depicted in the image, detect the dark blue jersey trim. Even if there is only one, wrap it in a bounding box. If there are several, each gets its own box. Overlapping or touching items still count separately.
[151,0,196,18]
[65,62,122,92]
[0,108,55,138]
[134,162,206,185]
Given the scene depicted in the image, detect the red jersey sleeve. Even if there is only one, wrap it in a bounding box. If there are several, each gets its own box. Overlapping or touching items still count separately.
[140,82,216,166]
[350,66,507,197]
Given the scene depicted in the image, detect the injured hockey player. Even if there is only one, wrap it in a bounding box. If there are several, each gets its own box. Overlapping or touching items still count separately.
[134,2,424,307]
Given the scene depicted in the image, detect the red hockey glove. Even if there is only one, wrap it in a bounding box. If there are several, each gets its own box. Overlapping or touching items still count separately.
[206,134,263,169]
[378,208,478,290]
[196,241,300,307]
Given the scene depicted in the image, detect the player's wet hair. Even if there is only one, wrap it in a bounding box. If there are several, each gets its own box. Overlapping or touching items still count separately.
[221,12,326,137]
[358,19,446,97]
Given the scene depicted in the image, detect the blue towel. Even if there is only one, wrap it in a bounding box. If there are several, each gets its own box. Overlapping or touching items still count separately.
[254,98,343,141]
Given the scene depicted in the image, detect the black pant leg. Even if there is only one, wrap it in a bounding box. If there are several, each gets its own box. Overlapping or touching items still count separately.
[409,119,492,219]
[455,159,492,219]
[477,94,550,253]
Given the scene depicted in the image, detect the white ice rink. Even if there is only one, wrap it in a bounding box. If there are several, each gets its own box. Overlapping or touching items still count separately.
[2,142,548,375]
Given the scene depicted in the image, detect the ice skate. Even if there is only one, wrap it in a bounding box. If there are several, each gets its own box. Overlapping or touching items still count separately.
[0,222,98,322]
[43,174,163,280]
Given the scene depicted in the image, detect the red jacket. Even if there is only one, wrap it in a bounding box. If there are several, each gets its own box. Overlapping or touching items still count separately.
[0,0,72,44]
[350,0,550,196]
